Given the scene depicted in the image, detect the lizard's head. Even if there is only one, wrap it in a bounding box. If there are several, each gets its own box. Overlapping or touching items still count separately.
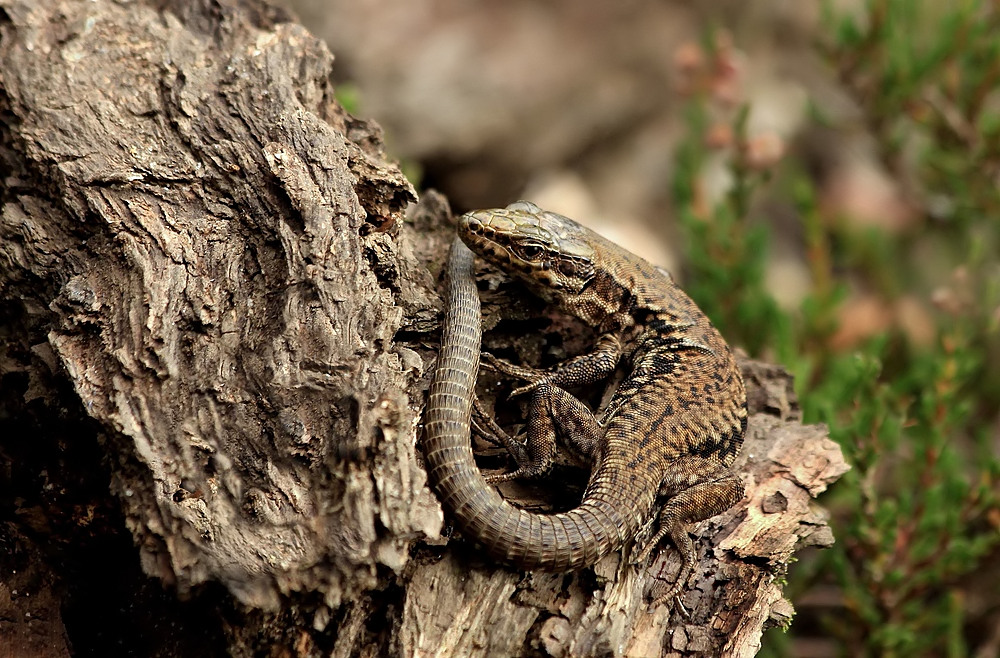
[458,201,682,330]
[458,201,597,301]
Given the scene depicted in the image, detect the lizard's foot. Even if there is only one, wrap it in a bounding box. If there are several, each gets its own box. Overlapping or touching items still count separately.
[640,532,694,616]
[633,503,697,611]
[481,352,547,383]
[638,471,744,611]
[508,378,548,398]
[647,587,690,619]
[471,395,557,482]
[483,463,548,484]
[477,373,600,484]
[471,396,530,463]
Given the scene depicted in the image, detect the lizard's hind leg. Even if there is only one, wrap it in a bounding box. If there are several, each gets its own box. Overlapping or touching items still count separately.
[483,381,602,484]
[640,468,744,608]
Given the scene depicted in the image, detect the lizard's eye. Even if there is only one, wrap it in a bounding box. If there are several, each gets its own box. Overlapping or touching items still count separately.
[514,242,545,261]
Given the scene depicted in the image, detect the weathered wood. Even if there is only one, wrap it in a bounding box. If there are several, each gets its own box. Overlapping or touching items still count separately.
[0,0,430,622]
[0,1,848,656]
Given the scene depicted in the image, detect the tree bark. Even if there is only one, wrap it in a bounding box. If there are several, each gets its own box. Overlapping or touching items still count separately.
[0,1,847,656]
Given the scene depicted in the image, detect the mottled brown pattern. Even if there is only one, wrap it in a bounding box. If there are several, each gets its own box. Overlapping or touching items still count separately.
[424,202,746,596]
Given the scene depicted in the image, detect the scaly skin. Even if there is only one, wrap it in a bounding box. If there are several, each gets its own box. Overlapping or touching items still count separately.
[424,201,746,593]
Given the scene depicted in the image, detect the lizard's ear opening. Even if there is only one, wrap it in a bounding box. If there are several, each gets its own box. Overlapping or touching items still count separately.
[558,260,581,277]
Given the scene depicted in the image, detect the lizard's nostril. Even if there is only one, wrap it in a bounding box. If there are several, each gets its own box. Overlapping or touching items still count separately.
[464,216,483,233]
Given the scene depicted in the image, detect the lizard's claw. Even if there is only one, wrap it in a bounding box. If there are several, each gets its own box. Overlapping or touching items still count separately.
[632,536,658,566]
[479,351,502,371]
[480,352,515,373]
[483,468,526,484]
[481,351,547,383]
[642,550,691,617]
[647,590,689,618]
[509,378,546,398]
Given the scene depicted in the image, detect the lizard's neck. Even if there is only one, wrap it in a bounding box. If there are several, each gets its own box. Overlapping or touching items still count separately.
[566,257,697,336]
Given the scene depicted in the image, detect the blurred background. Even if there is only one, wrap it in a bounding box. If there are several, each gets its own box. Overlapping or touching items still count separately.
[279,0,1000,655]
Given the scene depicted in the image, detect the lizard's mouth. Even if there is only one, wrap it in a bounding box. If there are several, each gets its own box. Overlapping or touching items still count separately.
[457,210,518,264]
[457,210,505,244]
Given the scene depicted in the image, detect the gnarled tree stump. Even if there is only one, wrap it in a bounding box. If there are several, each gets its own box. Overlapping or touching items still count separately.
[0,1,847,656]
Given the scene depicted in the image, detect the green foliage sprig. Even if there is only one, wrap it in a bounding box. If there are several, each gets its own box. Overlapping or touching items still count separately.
[671,8,1000,654]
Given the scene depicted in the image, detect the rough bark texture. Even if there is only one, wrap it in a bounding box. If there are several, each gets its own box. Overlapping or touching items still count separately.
[0,1,848,656]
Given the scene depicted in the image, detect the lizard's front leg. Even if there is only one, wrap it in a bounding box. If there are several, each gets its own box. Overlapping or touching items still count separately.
[484,333,622,396]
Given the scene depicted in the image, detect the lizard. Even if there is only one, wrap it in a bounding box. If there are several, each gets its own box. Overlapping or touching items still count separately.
[423,200,747,601]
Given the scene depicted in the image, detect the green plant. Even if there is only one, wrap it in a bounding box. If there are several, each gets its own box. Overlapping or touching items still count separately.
[669,7,1000,654]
